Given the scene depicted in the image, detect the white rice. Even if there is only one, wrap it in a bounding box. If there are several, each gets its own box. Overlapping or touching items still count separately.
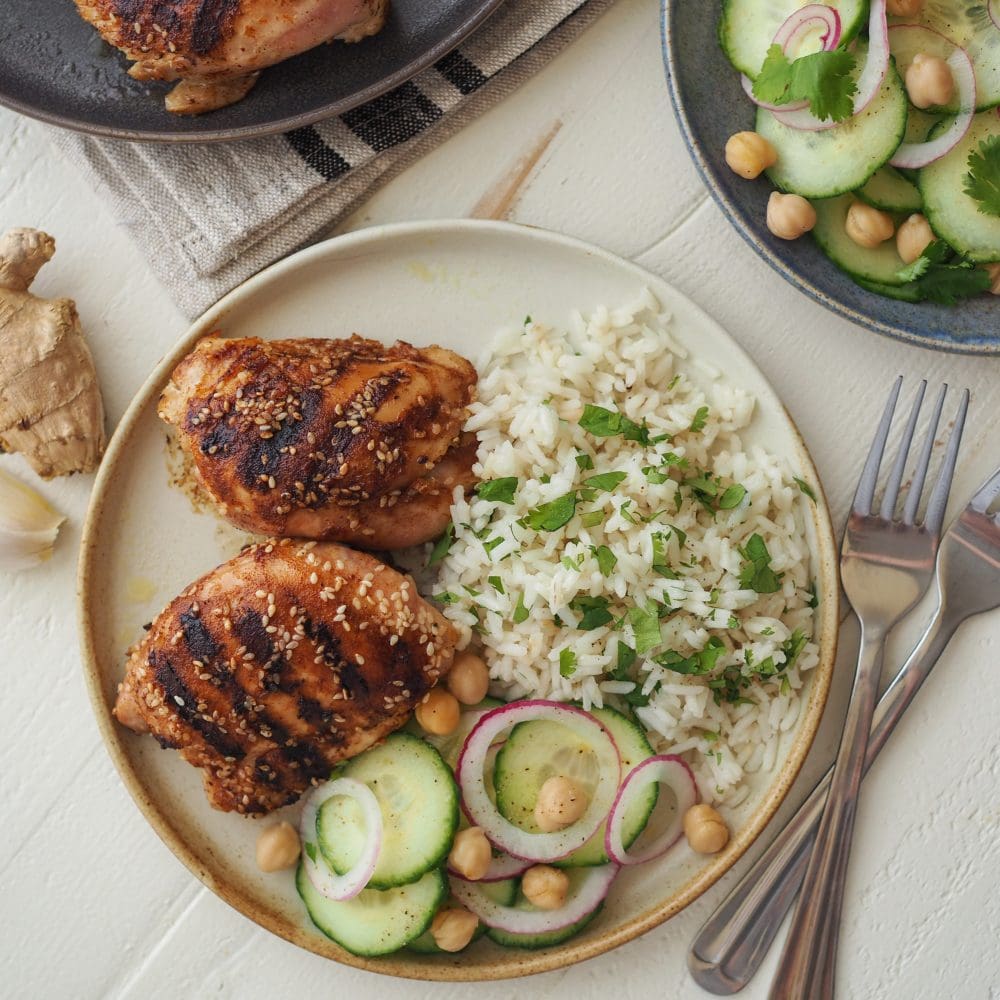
[432,291,819,807]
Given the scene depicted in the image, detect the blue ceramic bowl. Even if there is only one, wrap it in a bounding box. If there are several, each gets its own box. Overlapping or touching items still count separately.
[661,1,999,355]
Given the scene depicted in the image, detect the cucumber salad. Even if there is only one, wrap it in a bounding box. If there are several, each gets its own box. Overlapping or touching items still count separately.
[292,694,723,957]
[720,0,1000,302]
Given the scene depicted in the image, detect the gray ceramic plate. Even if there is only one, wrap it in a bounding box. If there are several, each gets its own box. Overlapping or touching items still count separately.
[0,0,503,142]
[662,0,999,356]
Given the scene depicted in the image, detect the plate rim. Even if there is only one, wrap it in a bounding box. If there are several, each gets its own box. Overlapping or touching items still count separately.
[660,0,999,358]
[77,218,840,980]
[0,0,505,144]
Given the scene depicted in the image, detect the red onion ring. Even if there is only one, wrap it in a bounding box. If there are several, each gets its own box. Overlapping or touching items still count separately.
[773,3,842,56]
[449,864,619,934]
[604,755,698,866]
[299,776,382,901]
[456,700,621,863]
[773,0,889,131]
[889,33,977,169]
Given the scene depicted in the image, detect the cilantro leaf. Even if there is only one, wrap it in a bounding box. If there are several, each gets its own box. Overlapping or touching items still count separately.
[584,471,627,492]
[559,648,577,677]
[575,453,595,471]
[428,523,455,565]
[578,405,650,445]
[476,477,519,504]
[526,492,578,531]
[689,406,710,433]
[613,641,637,679]
[591,544,618,576]
[794,477,817,502]
[719,484,748,510]
[488,575,505,594]
[513,592,530,624]
[579,510,604,528]
[895,240,993,305]
[782,629,809,670]
[654,636,726,676]
[964,134,1000,217]
[628,604,663,654]
[569,595,614,631]
[739,533,783,593]
[753,44,857,122]
[433,591,460,605]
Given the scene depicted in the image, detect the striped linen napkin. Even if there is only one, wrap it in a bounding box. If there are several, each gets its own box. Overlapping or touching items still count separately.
[53,0,614,319]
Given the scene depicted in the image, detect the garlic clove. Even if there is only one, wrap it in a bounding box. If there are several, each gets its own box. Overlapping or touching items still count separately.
[0,468,65,571]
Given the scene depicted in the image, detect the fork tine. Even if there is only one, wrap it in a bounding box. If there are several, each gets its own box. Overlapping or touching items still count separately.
[969,465,1000,516]
[879,381,926,521]
[922,388,970,534]
[853,376,902,517]
[902,384,947,525]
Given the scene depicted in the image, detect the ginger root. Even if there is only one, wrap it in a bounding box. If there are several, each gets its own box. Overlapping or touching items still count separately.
[0,228,106,478]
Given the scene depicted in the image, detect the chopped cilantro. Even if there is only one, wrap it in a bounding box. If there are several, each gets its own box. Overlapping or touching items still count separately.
[613,641,637,679]
[718,483,747,510]
[569,595,614,631]
[654,636,726,676]
[643,466,670,485]
[476,477,518,504]
[524,315,532,325]
[433,591,460,605]
[526,492,578,531]
[628,604,663,654]
[794,477,817,502]
[580,510,604,529]
[780,675,792,696]
[896,240,992,305]
[592,544,618,576]
[585,471,627,492]
[689,406,710,433]
[782,629,809,670]
[578,404,650,445]
[559,648,577,677]
[575,452,595,471]
[513,592,530,624]
[753,44,858,122]
[428,523,454,565]
[738,533,783,593]
[488,575,505,594]
[482,535,504,557]
[807,581,820,609]
[964,134,1000,217]
[667,374,682,391]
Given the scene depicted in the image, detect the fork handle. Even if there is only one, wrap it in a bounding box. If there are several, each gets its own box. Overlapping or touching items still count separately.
[766,628,887,999]
[688,606,959,993]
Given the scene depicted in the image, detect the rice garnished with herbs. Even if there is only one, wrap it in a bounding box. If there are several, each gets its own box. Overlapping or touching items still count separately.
[431,291,819,807]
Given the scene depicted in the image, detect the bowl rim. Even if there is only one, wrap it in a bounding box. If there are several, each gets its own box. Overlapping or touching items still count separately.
[0,0,505,144]
[76,218,840,981]
[660,0,999,358]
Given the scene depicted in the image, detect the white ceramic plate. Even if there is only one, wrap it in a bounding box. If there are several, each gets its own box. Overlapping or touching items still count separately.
[78,220,839,981]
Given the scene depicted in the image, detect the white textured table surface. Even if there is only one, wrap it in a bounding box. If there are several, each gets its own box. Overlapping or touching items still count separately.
[2,2,999,998]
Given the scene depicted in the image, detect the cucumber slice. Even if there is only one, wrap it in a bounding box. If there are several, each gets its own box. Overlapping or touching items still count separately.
[493,706,656,868]
[856,166,922,213]
[297,865,446,957]
[812,194,910,285]
[486,880,604,950]
[890,3,1000,111]
[407,880,518,954]
[904,107,943,146]
[427,697,504,771]
[317,732,458,889]
[758,47,908,198]
[855,277,924,302]
[919,111,1000,263]
[719,0,868,79]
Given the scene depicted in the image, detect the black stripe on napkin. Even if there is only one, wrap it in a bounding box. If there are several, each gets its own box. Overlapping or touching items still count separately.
[435,50,488,94]
[284,127,351,181]
[340,81,444,152]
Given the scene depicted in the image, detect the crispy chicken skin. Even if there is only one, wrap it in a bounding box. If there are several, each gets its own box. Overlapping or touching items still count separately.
[72,0,388,114]
[158,335,478,549]
[114,539,458,815]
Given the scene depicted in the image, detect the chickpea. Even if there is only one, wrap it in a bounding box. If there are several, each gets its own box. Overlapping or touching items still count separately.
[887,0,923,15]
[905,53,955,110]
[448,827,492,881]
[845,200,895,249]
[255,821,300,872]
[725,131,778,180]
[521,865,570,910]
[446,650,490,705]
[683,804,730,855]
[766,192,817,241]
[415,687,460,736]
[896,213,935,264]
[534,775,587,833]
[986,263,1000,296]
[430,907,479,953]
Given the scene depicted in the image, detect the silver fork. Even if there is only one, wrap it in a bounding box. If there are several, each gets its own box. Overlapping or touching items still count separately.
[690,464,1000,996]
[766,379,968,1000]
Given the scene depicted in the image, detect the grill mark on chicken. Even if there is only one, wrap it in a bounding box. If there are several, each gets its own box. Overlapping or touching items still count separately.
[149,650,245,759]
[105,0,238,55]
[235,386,321,492]
[179,607,222,663]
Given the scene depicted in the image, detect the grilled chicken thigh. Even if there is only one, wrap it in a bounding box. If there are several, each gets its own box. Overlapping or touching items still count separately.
[73,0,389,114]
[159,335,478,549]
[114,539,458,814]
